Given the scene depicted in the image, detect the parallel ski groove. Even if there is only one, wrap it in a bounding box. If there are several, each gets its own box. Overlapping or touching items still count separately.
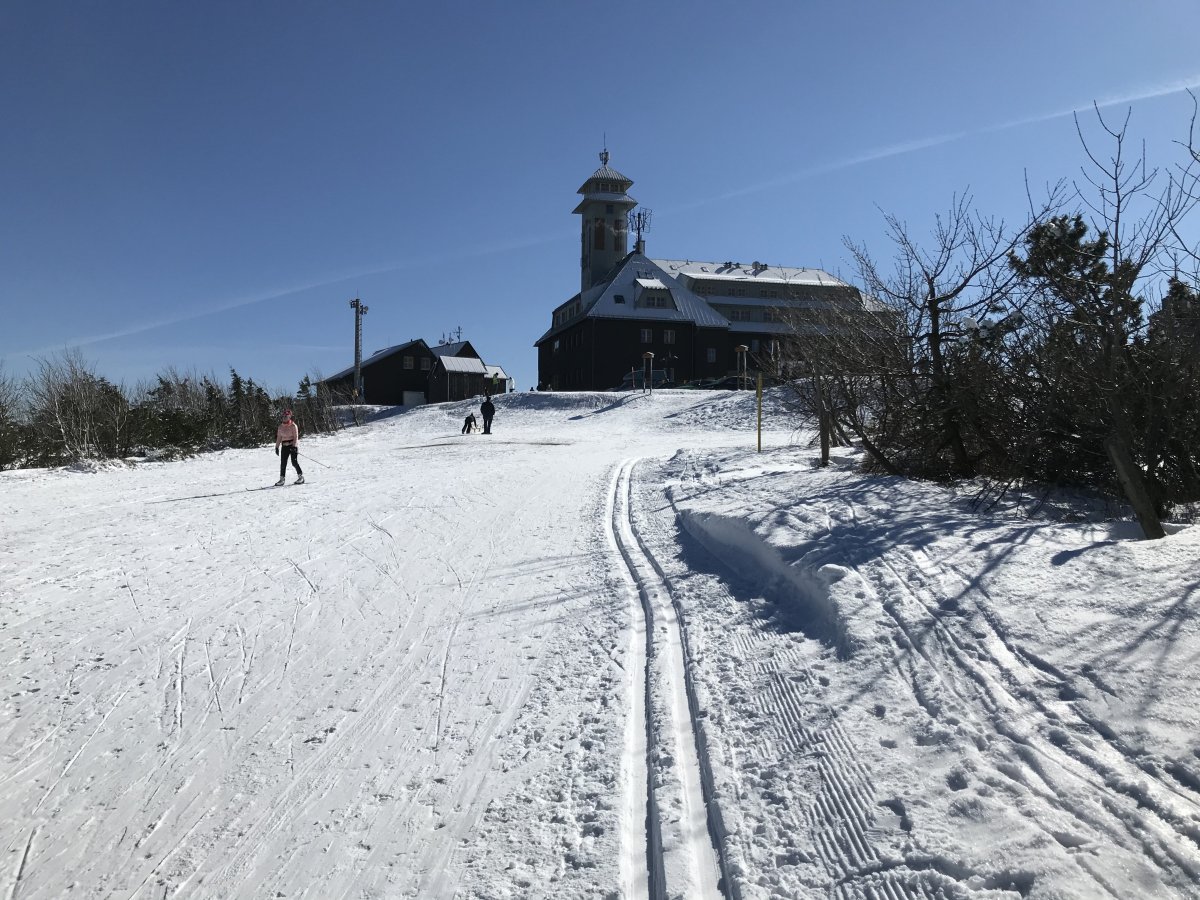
[610,457,728,900]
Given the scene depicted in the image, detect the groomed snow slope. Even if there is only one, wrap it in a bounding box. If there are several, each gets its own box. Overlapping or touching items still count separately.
[2,389,1198,899]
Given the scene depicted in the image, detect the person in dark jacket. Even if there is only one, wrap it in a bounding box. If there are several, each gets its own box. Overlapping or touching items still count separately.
[462,413,477,434]
[480,397,495,434]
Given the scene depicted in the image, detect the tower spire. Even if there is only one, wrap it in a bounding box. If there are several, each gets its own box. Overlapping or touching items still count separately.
[574,151,637,292]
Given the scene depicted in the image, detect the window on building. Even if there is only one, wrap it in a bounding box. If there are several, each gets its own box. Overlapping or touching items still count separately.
[403,355,414,370]
[606,203,614,214]
[420,357,431,371]
[614,294,625,304]
[641,293,673,309]
[640,328,653,344]
[553,339,560,352]
[706,347,717,364]
[750,339,760,353]
[663,329,676,345]
[594,218,605,250]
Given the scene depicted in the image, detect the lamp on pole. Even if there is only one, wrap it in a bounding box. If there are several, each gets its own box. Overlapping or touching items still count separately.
[642,351,655,396]
[735,344,749,390]
[349,297,369,403]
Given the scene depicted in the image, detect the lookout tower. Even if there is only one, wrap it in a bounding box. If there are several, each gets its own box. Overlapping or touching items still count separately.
[574,150,638,293]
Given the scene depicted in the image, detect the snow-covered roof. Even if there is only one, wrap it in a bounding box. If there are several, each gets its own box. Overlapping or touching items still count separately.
[535,252,874,346]
[537,254,747,344]
[484,364,510,380]
[585,254,727,325]
[439,356,487,375]
[653,259,851,288]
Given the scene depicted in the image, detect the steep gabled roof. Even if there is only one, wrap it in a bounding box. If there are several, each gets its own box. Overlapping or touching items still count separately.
[536,253,728,344]
[323,338,429,383]
[431,340,481,359]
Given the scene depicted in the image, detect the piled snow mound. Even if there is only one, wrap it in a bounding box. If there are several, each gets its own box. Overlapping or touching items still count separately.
[359,388,800,437]
[674,509,855,654]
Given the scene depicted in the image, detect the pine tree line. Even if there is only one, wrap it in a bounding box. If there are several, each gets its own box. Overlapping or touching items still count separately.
[0,350,343,470]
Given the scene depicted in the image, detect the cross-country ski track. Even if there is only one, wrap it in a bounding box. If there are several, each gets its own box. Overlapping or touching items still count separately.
[608,458,724,900]
[4,388,1200,899]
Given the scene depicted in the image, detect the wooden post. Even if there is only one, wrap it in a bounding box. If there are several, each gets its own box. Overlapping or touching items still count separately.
[756,373,762,452]
[817,378,830,467]
[1104,434,1165,540]
[819,406,831,467]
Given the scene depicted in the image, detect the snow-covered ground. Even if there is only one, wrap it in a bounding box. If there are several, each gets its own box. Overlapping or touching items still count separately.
[2,389,1198,899]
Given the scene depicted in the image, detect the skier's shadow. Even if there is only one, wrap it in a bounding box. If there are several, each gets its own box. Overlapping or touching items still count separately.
[148,486,277,503]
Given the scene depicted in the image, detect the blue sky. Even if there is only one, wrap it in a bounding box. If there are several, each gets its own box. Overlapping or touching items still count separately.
[3,1,1199,396]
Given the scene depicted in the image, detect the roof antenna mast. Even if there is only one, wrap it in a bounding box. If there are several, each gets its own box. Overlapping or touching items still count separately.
[629,207,652,255]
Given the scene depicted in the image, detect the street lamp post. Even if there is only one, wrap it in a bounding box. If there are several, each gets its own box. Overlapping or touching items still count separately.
[642,351,655,396]
[735,344,749,390]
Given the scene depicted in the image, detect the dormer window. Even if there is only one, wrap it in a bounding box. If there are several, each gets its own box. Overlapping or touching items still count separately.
[634,277,676,311]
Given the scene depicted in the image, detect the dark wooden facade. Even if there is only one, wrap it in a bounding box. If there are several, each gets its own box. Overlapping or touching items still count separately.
[537,316,787,391]
[536,154,856,392]
[321,340,437,405]
[427,341,490,402]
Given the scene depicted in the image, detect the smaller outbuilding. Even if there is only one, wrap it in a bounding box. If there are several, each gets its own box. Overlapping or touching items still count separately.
[321,339,437,406]
[322,336,510,406]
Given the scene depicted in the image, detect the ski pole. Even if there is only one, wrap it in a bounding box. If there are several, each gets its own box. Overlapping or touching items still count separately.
[299,451,334,469]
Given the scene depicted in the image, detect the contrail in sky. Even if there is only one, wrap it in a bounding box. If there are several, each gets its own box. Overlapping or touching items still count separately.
[668,74,1200,213]
[9,232,562,357]
[11,76,1200,359]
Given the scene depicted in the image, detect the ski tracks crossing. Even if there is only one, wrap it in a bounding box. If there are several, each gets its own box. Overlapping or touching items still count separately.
[865,543,1200,892]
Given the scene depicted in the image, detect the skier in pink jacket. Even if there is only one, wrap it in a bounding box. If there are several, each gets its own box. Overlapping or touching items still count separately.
[274,410,304,486]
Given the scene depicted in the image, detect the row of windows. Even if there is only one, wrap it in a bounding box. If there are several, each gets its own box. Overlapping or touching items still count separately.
[640,293,673,309]
[553,300,581,327]
[402,356,432,371]
[711,305,785,323]
[552,331,775,354]
[694,282,788,300]
[640,328,676,344]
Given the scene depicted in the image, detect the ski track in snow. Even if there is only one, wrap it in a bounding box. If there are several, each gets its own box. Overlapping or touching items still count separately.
[608,457,725,900]
[2,389,1199,899]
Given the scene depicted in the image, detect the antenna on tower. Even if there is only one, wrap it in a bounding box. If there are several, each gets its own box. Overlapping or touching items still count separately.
[348,297,369,403]
[628,208,652,254]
